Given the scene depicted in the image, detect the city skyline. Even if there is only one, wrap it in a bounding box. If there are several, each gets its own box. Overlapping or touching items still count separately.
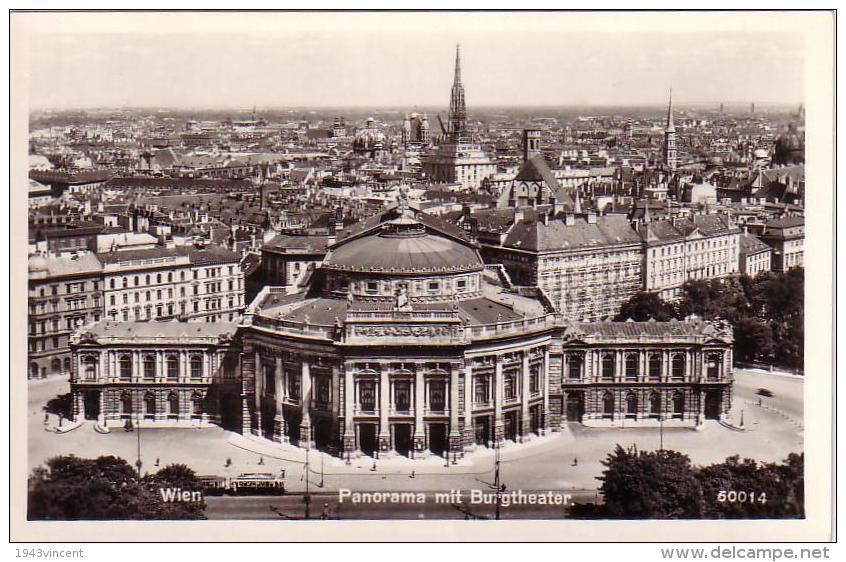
[26,27,804,110]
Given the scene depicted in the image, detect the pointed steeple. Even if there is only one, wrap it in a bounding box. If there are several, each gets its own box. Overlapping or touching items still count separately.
[666,89,675,133]
[447,42,467,141]
[454,43,462,84]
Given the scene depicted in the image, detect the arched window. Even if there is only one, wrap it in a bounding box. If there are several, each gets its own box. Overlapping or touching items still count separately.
[50,358,62,374]
[625,354,639,381]
[63,357,71,374]
[30,362,39,379]
[191,392,203,420]
[190,355,203,379]
[119,354,132,380]
[626,392,638,419]
[671,354,686,380]
[672,391,685,419]
[650,392,662,419]
[166,355,179,380]
[601,354,615,381]
[82,355,98,379]
[648,354,662,381]
[120,392,133,419]
[143,355,157,380]
[567,353,583,380]
[167,392,180,419]
[109,278,115,289]
[706,352,722,380]
[144,392,156,419]
[602,391,614,419]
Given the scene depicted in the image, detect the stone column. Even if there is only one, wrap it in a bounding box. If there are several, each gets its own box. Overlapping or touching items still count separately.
[378,367,391,453]
[543,347,551,432]
[73,392,84,421]
[252,350,262,436]
[494,358,504,444]
[449,367,461,452]
[463,363,474,451]
[520,352,531,441]
[300,360,313,447]
[413,368,426,454]
[343,365,356,456]
[273,356,287,443]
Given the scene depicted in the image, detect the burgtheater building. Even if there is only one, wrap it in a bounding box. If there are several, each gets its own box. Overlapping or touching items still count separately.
[235,202,734,458]
[70,203,734,458]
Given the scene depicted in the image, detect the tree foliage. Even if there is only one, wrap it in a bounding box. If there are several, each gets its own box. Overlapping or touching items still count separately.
[615,269,803,369]
[570,448,804,519]
[28,455,206,520]
[615,292,677,322]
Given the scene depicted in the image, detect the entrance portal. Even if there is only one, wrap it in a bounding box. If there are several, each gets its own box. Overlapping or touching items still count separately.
[219,394,241,431]
[314,419,333,452]
[358,423,378,457]
[394,424,412,457]
[566,392,585,422]
[503,411,518,441]
[82,391,100,420]
[704,390,722,420]
[428,423,448,457]
[474,417,491,446]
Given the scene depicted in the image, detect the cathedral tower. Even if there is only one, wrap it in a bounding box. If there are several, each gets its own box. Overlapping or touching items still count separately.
[663,89,678,170]
[448,44,467,142]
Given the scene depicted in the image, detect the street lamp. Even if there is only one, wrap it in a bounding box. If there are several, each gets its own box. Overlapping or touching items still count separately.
[135,411,143,475]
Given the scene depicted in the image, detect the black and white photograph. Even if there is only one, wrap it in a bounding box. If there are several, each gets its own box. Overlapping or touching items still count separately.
[9,8,835,545]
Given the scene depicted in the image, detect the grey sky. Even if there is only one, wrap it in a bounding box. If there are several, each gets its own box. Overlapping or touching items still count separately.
[26,21,804,109]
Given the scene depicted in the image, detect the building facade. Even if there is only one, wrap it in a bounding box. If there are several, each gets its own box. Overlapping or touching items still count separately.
[28,253,103,379]
[751,217,804,272]
[69,321,241,429]
[738,232,773,276]
[68,204,734,459]
[639,213,741,300]
[483,212,643,322]
[100,245,245,323]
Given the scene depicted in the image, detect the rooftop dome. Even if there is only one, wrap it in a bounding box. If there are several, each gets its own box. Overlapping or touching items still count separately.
[324,217,483,275]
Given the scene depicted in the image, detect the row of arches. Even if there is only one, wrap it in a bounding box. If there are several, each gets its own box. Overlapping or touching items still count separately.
[567,351,723,381]
[117,390,204,420]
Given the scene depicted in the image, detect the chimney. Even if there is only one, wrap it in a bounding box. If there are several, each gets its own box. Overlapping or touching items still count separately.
[586,212,597,224]
[564,213,575,226]
[542,212,550,226]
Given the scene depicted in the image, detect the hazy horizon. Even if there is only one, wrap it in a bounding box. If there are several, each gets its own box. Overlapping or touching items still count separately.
[24,15,805,110]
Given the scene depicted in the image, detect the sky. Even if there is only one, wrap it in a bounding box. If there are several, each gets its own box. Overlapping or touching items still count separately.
[22,13,805,110]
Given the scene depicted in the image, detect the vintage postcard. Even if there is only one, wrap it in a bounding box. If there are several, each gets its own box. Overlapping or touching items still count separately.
[8,9,835,544]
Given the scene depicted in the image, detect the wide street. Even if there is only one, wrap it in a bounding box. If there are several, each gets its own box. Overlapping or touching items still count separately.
[27,368,803,518]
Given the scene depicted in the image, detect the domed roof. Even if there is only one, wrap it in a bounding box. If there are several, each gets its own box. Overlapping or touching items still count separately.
[28,255,49,273]
[324,220,483,275]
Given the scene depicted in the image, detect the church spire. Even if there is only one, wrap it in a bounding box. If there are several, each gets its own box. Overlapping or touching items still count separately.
[454,43,462,84]
[666,88,675,133]
[448,43,467,141]
[663,88,678,170]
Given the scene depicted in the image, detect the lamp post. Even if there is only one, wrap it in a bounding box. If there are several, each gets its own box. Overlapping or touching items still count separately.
[135,411,143,475]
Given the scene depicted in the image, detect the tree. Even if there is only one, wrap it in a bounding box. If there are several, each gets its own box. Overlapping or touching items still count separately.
[28,455,206,520]
[697,454,804,519]
[573,448,804,519]
[732,316,775,363]
[615,292,677,322]
[595,445,703,519]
